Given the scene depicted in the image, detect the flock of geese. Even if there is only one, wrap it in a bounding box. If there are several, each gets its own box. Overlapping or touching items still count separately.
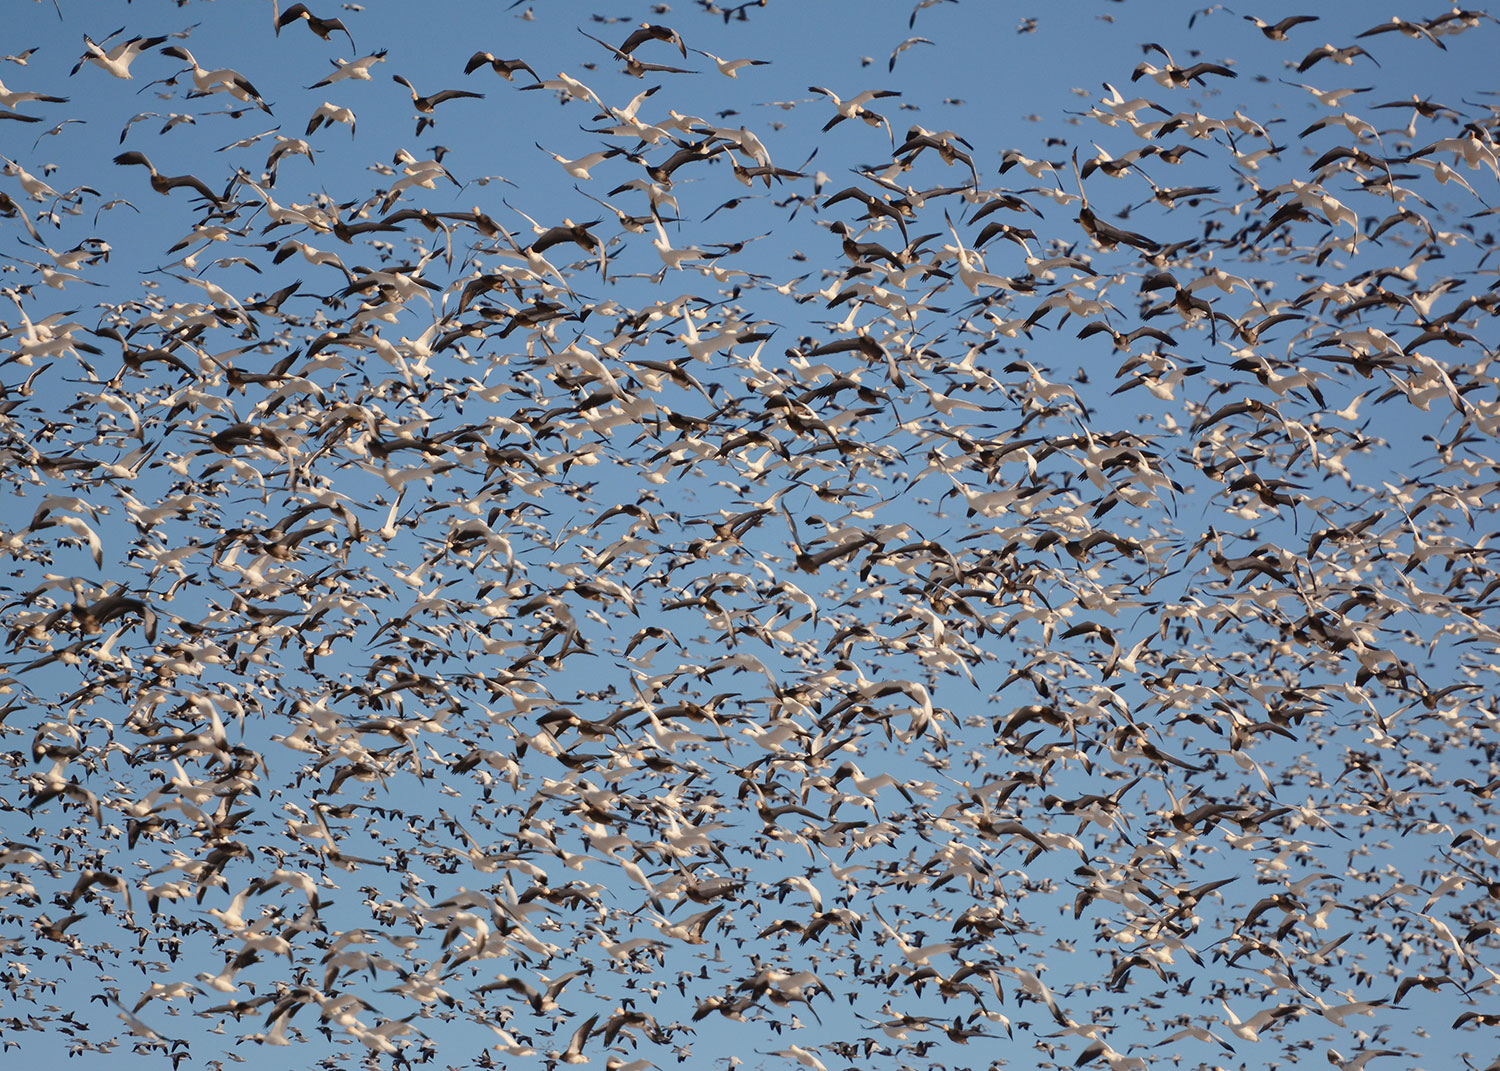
[3,1,1500,1069]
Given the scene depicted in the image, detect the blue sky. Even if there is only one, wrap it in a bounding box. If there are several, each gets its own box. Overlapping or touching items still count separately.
[3,2,1500,1070]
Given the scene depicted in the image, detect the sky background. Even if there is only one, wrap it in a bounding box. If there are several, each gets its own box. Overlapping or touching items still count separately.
[4,1,1500,1070]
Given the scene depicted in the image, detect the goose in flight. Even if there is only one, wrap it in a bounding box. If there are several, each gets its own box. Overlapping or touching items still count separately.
[1242,14,1319,40]
[71,30,168,79]
[578,28,697,76]
[307,49,386,88]
[464,51,540,82]
[1357,14,1449,49]
[275,3,357,48]
[392,74,483,135]
[1297,42,1381,70]
[160,46,272,111]
[809,85,900,139]
[0,77,67,115]
[1131,43,1237,88]
[887,36,934,72]
[688,48,769,78]
[616,22,688,57]
[304,100,357,137]
[112,150,226,204]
